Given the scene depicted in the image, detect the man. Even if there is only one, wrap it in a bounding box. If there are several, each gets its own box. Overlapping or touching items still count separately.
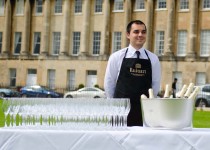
[104,20,161,126]
[172,78,178,98]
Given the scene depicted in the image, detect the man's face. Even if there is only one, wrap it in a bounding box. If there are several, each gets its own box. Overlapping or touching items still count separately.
[126,23,147,49]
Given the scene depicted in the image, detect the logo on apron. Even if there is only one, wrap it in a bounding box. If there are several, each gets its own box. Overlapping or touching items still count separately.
[130,63,147,76]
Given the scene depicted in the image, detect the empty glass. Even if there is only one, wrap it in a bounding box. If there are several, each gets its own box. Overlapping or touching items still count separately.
[2,98,131,130]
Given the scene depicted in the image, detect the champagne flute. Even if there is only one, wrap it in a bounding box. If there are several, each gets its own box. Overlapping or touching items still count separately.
[2,99,11,127]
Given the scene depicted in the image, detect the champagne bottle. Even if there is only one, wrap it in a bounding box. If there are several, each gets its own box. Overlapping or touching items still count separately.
[148,88,154,99]
[188,87,200,100]
[141,94,148,99]
[163,84,169,98]
[184,83,194,98]
[177,84,187,98]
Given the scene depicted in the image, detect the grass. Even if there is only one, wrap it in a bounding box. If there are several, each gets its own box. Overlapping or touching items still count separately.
[193,110,210,128]
[0,99,210,128]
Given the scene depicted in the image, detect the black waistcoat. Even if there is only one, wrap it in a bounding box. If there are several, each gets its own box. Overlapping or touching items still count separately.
[114,49,152,126]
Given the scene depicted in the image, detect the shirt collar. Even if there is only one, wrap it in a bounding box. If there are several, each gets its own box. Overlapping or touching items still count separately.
[128,45,144,56]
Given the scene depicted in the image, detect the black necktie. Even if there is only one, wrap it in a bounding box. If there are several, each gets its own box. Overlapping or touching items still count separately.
[136,51,140,59]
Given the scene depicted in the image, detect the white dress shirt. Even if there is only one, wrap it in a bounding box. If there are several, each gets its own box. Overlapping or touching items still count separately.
[104,45,161,98]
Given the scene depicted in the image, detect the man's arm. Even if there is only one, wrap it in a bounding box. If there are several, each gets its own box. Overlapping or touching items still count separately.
[152,56,161,97]
[104,54,119,98]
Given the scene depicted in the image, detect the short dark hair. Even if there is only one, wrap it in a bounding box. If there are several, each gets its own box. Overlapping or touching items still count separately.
[174,78,178,81]
[126,20,147,33]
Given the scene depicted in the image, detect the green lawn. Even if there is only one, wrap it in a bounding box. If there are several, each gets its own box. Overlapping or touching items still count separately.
[1,99,210,128]
[193,110,210,128]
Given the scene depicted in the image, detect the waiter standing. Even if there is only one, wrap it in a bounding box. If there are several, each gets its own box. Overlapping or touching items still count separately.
[104,20,161,126]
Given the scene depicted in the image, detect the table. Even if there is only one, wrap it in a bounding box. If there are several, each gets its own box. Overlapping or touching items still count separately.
[1,127,210,150]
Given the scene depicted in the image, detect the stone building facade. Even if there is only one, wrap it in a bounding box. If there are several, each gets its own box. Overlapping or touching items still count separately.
[0,0,210,93]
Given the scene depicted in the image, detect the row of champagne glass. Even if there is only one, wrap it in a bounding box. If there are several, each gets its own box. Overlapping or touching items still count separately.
[1,98,130,130]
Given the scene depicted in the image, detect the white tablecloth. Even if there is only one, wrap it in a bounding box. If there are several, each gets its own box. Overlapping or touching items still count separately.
[1,127,210,150]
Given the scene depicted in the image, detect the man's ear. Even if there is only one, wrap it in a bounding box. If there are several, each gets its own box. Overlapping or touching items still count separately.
[126,32,130,39]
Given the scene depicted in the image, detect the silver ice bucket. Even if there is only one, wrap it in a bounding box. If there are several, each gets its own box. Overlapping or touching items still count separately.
[141,98,195,130]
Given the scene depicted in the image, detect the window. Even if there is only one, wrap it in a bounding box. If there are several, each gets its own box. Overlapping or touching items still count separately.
[0,32,2,53]
[95,0,102,13]
[35,0,43,14]
[157,0,166,9]
[135,0,145,10]
[155,31,164,56]
[0,0,4,15]
[48,69,55,89]
[16,0,24,15]
[114,0,123,11]
[92,32,101,55]
[196,72,206,85]
[180,0,189,10]
[200,30,210,57]
[10,69,16,87]
[52,32,61,55]
[88,70,97,75]
[203,0,210,9]
[202,85,210,92]
[113,32,122,52]
[72,32,80,55]
[33,32,41,55]
[177,30,187,56]
[14,32,22,54]
[55,0,62,13]
[75,0,82,13]
[67,70,75,91]
[173,72,182,91]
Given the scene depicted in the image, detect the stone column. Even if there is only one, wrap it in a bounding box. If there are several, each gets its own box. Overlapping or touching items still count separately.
[145,0,154,51]
[2,0,11,57]
[21,0,31,56]
[80,0,90,56]
[187,0,198,60]
[60,0,70,57]
[40,0,51,57]
[101,0,110,56]
[164,0,175,56]
[124,0,132,47]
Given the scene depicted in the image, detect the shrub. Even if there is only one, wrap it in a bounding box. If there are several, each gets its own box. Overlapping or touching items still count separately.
[94,84,99,88]
[78,84,84,89]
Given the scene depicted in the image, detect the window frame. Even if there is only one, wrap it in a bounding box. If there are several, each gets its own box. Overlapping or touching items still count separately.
[157,0,167,10]
[35,0,43,15]
[52,32,61,55]
[113,32,122,53]
[134,0,145,11]
[179,0,189,10]
[33,32,41,55]
[202,0,210,10]
[155,31,165,56]
[72,32,81,55]
[67,70,76,91]
[200,30,210,57]
[14,32,22,55]
[196,72,206,85]
[177,30,187,56]
[92,32,101,55]
[74,0,82,14]
[16,0,24,15]
[47,69,56,89]
[54,0,62,14]
[0,0,5,16]
[113,0,124,12]
[94,0,103,13]
[10,68,17,87]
